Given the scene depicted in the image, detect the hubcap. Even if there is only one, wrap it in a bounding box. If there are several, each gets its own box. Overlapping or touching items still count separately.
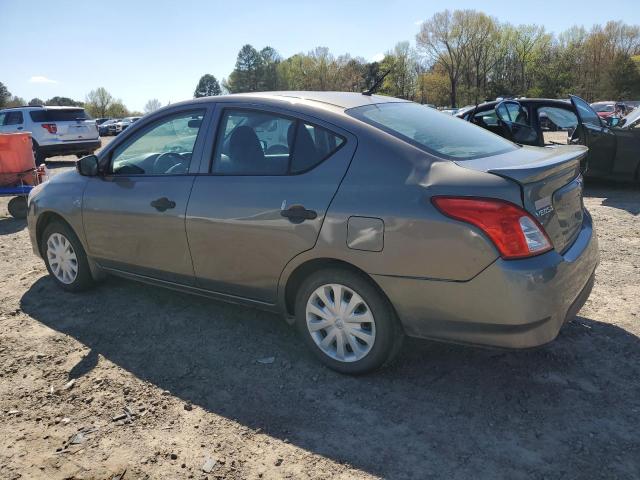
[46,233,78,284]
[306,283,376,362]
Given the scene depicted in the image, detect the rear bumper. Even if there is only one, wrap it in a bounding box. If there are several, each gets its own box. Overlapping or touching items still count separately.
[373,212,599,349]
[40,140,101,156]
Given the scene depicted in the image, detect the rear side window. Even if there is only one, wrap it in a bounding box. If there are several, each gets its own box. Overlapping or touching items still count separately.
[348,102,517,160]
[571,97,601,127]
[29,109,91,122]
[2,111,24,125]
[212,109,344,175]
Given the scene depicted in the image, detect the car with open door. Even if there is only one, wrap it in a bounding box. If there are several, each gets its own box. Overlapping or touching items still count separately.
[458,95,640,183]
[27,92,598,374]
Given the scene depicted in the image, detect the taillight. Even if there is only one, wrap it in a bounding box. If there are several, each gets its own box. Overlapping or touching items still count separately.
[41,123,57,134]
[432,196,552,259]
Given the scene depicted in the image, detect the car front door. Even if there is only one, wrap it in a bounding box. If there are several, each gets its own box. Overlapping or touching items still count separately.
[186,106,356,303]
[569,95,617,175]
[0,110,25,134]
[82,107,209,284]
[611,116,640,180]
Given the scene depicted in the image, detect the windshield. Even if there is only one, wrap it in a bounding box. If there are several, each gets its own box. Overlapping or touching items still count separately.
[591,103,614,113]
[347,102,518,160]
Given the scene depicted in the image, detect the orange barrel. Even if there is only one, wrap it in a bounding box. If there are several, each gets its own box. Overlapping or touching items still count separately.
[0,132,37,186]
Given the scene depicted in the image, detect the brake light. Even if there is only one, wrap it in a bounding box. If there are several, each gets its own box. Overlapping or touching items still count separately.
[432,196,552,259]
[41,123,57,134]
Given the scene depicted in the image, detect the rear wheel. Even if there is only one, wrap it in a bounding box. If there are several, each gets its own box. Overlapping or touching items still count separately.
[7,196,27,219]
[32,140,46,166]
[295,268,402,374]
[41,221,94,292]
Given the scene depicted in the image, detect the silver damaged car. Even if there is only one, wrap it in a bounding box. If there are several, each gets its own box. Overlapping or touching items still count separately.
[27,92,599,374]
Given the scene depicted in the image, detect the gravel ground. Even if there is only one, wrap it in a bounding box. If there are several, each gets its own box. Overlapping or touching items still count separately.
[0,145,639,479]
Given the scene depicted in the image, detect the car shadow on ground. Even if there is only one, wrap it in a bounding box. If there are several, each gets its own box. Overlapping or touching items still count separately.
[585,179,640,215]
[20,276,640,479]
[0,216,26,235]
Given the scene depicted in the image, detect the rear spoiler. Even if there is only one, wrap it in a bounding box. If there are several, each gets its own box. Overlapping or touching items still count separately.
[486,146,587,184]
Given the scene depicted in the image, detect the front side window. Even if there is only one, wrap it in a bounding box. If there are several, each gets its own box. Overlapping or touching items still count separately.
[572,97,601,127]
[212,109,344,175]
[348,102,517,160]
[110,110,205,175]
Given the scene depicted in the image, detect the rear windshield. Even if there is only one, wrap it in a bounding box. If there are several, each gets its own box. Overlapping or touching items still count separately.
[29,109,91,122]
[347,102,517,160]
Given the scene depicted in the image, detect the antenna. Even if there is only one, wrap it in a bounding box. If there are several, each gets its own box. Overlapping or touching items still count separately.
[362,69,392,96]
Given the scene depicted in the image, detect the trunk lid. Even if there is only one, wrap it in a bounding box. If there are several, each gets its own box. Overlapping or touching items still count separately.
[456,145,587,253]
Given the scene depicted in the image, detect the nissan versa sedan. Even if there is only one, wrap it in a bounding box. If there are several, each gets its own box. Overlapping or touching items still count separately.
[26,92,599,374]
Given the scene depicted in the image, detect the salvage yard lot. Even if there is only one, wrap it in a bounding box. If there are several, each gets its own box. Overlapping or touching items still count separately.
[0,151,639,478]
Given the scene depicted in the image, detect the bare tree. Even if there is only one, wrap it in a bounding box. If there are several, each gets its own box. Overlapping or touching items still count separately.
[144,99,162,114]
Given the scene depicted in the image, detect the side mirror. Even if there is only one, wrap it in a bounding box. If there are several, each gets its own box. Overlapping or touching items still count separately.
[76,154,99,176]
[608,117,620,128]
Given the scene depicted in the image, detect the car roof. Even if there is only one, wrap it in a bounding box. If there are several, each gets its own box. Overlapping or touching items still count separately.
[177,91,409,111]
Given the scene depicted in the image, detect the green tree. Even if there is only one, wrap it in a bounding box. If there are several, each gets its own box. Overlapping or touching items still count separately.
[194,74,221,97]
[5,96,26,108]
[0,82,11,108]
[46,96,83,107]
[85,87,114,118]
[106,100,129,118]
[28,98,44,106]
[225,44,264,93]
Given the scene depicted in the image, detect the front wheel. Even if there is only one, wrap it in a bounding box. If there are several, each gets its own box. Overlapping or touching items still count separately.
[295,269,402,374]
[41,221,94,292]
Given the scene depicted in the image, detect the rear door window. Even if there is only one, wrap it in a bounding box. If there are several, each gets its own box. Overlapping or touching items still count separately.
[212,109,344,175]
[571,96,601,127]
[3,111,24,125]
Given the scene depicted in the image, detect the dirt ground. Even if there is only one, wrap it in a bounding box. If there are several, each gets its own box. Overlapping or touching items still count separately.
[0,142,639,479]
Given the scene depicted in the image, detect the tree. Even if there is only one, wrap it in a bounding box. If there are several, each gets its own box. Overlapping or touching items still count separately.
[194,74,221,97]
[46,96,83,107]
[226,44,264,93]
[28,98,44,106]
[0,82,11,108]
[106,100,129,118]
[144,98,162,113]
[416,10,472,107]
[5,96,26,108]
[85,87,114,118]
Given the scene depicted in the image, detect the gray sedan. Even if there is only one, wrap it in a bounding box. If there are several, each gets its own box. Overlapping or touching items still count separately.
[26,92,599,374]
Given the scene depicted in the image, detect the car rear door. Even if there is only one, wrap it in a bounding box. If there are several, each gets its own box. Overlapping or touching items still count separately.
[185,105,356,303]
[82,107,210,284]
[569,95,616,175]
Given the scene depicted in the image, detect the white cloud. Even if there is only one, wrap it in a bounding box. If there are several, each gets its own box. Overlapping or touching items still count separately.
[371,52,385,62]
[29,76,57,84]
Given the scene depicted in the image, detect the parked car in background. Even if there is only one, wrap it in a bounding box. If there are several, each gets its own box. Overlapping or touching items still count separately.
[440,108,459,115]
[114,116,141,134]
[27,92,598,374]
[94,117,110,126]
[98,119,121,136]
[0,105,100,165]
[457,95,640,183]
[590,101,617,120]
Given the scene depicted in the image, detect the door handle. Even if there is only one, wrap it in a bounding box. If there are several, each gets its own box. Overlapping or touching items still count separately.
[17,127,23,130]
[150,197,176,212]
[281,204,317,223]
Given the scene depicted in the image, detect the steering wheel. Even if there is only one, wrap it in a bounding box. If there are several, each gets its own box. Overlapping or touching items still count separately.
[153,152,183,174]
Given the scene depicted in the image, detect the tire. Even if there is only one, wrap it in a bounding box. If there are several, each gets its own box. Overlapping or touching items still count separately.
[7,196,27,219]
[32,140,46,166]
[295,268,403,375]
[41,221,94,292]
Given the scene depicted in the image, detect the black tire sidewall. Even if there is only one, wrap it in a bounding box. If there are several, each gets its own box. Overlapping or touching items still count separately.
[7,196,27,219]
[41,221,94,292]
[295,268,398,375]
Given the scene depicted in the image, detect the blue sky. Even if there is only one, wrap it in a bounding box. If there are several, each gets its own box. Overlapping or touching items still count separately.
[2,0,639,111]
